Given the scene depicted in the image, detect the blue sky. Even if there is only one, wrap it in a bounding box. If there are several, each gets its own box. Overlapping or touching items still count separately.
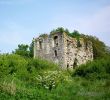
[0,0,110,53]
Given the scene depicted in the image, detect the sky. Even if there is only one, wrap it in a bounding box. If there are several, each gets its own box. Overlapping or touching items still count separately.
[0,0,110,53]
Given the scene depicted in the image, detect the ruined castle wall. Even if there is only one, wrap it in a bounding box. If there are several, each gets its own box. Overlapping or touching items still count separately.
[63,33,78,69]
[34,32,93,69]
[34,33,66,68]
[49,33,65,67]
[62,33,93,69]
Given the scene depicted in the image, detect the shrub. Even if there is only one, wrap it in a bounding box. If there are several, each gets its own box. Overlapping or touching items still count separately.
[72,56,110,80]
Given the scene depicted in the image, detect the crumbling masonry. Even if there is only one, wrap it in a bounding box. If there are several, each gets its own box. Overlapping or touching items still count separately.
[34,32,93,69]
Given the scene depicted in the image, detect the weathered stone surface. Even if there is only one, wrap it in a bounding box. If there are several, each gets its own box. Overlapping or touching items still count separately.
[34,32,93,69]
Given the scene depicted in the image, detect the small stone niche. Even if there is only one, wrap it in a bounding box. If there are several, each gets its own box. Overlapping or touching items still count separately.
[54,50,57,57]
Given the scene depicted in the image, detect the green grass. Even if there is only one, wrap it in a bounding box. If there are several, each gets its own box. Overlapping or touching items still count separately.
[72,56,110,80]
[0,54,110,100]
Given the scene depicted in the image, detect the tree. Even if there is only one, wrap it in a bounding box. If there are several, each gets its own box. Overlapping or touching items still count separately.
[13,44,30,57]
[50,27,65,34]
[56,27,64,33]
[69,30,80,38]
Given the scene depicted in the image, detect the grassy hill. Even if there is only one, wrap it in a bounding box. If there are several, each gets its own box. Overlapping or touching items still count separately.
[0,28,110,99]
[0,54,110,100]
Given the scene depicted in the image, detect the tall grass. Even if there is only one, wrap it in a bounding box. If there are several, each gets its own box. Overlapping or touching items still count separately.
[0,54,110,99]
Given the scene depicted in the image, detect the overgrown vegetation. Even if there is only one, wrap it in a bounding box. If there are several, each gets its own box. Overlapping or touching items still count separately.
[12,41,34,58]
[0,27,110,99]
[0,54,110,99]
[72,56,110,80]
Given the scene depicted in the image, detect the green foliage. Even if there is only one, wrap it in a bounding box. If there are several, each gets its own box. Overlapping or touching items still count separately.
[0,54,110,99]
[13,44,30,57]
[67,30,80,38]
[50,27,80,39]
[1,27,110,99]
[36,71,65,90]
[13,42,34,58]
[29,40,34,57]
[50,27,65,34]
[0,54,58,77]
[72,56,110,80]
[39,34,48,38]
[0,54,27,78]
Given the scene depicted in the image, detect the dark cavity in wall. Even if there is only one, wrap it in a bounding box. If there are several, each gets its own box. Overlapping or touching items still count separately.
[39,41,42,49]
[54,50,57,57]
[54,36,58,46]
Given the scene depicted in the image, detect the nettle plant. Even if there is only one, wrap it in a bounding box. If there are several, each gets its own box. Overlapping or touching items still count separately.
[36,71,65,90]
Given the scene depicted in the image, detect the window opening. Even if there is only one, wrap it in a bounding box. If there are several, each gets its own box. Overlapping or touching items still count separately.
[54,36,58,46]
[67,63,69,69]
[54,50,57,57]
[39,41,42,49]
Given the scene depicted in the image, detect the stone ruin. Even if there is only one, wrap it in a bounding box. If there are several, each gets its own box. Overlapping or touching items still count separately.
[34,32,93,69]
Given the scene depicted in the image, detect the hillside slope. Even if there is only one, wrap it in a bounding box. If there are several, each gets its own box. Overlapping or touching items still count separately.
[0,54,110,100]
[0,28,110,99]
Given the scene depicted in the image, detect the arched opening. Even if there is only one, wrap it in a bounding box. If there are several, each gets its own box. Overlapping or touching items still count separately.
[54,50,57,57]
[54,36,58,46]
[39,41,42,49]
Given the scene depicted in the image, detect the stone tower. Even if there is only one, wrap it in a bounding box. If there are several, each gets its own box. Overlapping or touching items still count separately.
[34,32,93,69]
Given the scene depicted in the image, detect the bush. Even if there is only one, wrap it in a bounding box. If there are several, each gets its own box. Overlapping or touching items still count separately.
[0,54,58,84]
[72,56,110,80]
